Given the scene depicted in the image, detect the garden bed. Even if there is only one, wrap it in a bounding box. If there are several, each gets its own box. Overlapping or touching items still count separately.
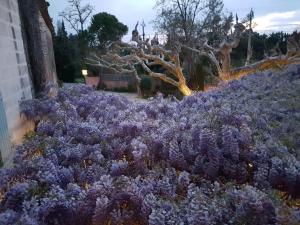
[0,65,299,225]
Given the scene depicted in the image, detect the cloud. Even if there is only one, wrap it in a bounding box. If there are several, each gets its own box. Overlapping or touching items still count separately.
[254,11,300,33]
[49,0,300,35]
[48,0,156,33]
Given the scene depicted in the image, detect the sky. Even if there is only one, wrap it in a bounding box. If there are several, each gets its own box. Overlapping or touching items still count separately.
[48,0,300,40]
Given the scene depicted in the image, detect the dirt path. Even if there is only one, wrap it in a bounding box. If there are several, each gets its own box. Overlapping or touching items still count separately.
[63,84,146,103]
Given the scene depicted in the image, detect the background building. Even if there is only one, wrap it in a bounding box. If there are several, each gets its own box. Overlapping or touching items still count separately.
[0,0,57,166]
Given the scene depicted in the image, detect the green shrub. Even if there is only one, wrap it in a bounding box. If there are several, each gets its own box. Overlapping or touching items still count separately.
[127,84,136,92]
[75,78,85,83]
[112,85,136,93]
[140,76,152,97]
[161,85,184,100]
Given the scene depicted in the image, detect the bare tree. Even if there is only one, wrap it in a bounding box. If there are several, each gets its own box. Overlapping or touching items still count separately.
[155,0,235,90]
[155,0,234,46]
[217,22,245,77]
[86,26,193,96]
[86,18,300,97]
[85,20,245,96]
[59,0,94,34]
[155,0,207,45]
[141,20,146,41]
[182,21,245,79]
[243,9,254,66]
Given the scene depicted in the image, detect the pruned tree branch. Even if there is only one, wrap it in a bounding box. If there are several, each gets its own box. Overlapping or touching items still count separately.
[229,32,300,79]
[230,56,300,80]
[140,61,179,87]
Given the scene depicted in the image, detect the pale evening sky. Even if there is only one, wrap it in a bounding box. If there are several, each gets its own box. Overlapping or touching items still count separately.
[48,0,300,40]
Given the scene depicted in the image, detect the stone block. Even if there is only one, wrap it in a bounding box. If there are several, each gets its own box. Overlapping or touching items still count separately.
[0,0,38,165]
[0,7,9,22]
[0,21,8,37]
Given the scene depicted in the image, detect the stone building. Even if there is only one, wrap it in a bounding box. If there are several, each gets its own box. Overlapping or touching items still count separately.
[0,0,57,166]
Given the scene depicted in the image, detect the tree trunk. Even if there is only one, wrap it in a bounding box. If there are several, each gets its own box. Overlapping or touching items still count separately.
[185,51,197,90]
[19,0,58,95]
[219,49,231,79]
[133,70,142,97]
[245,30,252,66]
[179,83,192,96]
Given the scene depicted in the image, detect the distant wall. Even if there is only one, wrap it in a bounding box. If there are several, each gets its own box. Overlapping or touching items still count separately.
[85,76,100,88]
[100,73,136,90]
[104,80,129,90]
[0,0,34,164]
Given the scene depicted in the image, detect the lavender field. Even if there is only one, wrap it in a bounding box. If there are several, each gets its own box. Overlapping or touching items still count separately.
[0,65,300,225]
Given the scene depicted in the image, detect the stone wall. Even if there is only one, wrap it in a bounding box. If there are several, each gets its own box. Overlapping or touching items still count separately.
[103,80,129,90]
[85,76,100,88]
[0,0,34,164]
[100,73,136,90]
[38,10,57,86]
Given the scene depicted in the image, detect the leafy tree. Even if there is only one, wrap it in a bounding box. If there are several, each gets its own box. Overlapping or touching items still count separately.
[56,20,68,39]
[251,32,267,60]
[231,31,291,67]
[89,12,128,50]
[54,20,81,83]
[265,32,289,55]
[201,0,233,45]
